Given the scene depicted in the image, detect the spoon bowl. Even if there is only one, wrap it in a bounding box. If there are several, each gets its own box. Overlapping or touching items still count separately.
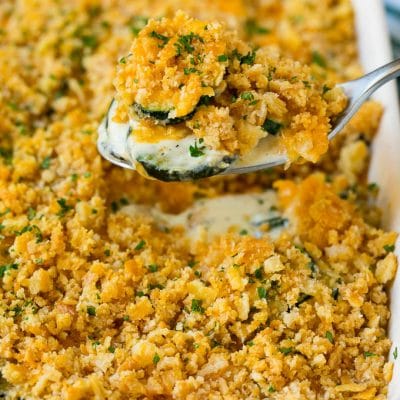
[98,58,400,179]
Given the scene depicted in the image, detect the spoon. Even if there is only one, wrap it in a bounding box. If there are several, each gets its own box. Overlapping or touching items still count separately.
[97,58,400,180]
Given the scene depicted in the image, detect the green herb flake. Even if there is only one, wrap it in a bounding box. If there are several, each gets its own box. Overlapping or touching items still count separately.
[268,385,276,393]
[111,201,119,213]
[40,156,51,169]
[119,56,127,64]
[57,198,73,217]
[104,249,111,256]
[81,35,98,49]
[322,84,331,94]
[368,182,379,191]
[148,264,158,273]
[149,31,170,47]
[364,351,377,358]
[27,207,36,221]
[240,50,256,65]
[175,32,204,55]
[129,16,148,36]
[331,288,339,300]
[191,299,205,314]
[245,19,271,35]
[0,263,18,278]
[254,267,263,280]
[135,240,146,251]
[87,306,96,316]
[217,54,228,62]
[384,244,395,252]
[71,173,78,182]
[240,92,254,101]
[108,345,116,353]
[295,293,313,307]
[136,291,145,297]
[278,347,293,355]
[239,229,248,236]
[325,331,334,344]
[123,315,130,321]
[393,347,398,360]
[262,119,283,135]
[189,140,205,157]
[153,353,160,365]
[184,67,199,75]
[311,51,327,68]
[257,287,267,299]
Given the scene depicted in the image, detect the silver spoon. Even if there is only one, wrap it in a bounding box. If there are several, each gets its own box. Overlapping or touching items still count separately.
[98,58,400,179]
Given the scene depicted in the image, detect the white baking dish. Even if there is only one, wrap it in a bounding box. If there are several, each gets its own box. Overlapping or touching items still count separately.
[351,0,400,397]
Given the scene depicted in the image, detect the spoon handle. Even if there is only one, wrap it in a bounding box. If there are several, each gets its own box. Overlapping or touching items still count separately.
[359,57,400,95]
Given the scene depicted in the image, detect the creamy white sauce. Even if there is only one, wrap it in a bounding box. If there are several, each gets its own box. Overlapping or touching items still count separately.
[97,99,288,177]
[98,100,232,175]
[121,190,288,241]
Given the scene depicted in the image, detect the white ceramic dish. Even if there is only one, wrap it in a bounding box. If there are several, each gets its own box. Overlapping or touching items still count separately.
[352,0,400,397]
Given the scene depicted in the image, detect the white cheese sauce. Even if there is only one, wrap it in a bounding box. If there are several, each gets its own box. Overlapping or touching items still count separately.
[121,190,289,241]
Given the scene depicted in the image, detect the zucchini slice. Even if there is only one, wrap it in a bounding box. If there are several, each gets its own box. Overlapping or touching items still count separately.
[133,95,213,126]
[126,128,236,182]
[133,103,197,125]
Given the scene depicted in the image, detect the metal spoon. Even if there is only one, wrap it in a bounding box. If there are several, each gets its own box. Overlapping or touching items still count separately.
[97,58,400,178]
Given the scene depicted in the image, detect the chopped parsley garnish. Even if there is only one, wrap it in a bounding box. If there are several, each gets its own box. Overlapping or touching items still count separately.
[240,50,256,65]
[108,346,116,353]
[188,260,198,268]
[217,54,228,62]
[136,291,145,297]
[311,51,327,68]
[278,347,293,355]
[0,263,18,278]
[71,173,78,182]
[184,67,199,75]
[119,57,126,64]
[245,19,271,35]
[257,287,267,299]
[393,347,398,360]
[247,341,254,347]
[191,299,205,314]
[295,293,313,307]
[57,198,73,217]
[322,84,331,94]
[268,385,276,393]
[104,249,111,256]
[384,244,395,252]
[254,267,263,280]
[325,331,334,344]
[367,182,379,191]
[364,351,377,358]
[40,156,51,169]
[262,119,283,135]
[81,34,98,49]
[15,225,43,243]
[240,92,254,101]
[189,140,205,157]
[135,240,146,250]
[123,315,130,321]
[153,353,160,365]
[331,288,339,300]
[149,31,170,47]
[27,207,36,221]
[239,229,248,235]
[148,264,158,273]
[87,306,96,316]
[129,16,148,36]
[175,32,204,55]
[0,147,13,165]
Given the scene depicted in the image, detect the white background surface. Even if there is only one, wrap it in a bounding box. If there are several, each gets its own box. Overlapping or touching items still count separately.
[352,0,400,397]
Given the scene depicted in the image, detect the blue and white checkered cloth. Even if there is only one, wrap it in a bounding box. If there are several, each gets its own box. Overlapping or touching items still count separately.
[385,0,400,57]
[384,0,400,93]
